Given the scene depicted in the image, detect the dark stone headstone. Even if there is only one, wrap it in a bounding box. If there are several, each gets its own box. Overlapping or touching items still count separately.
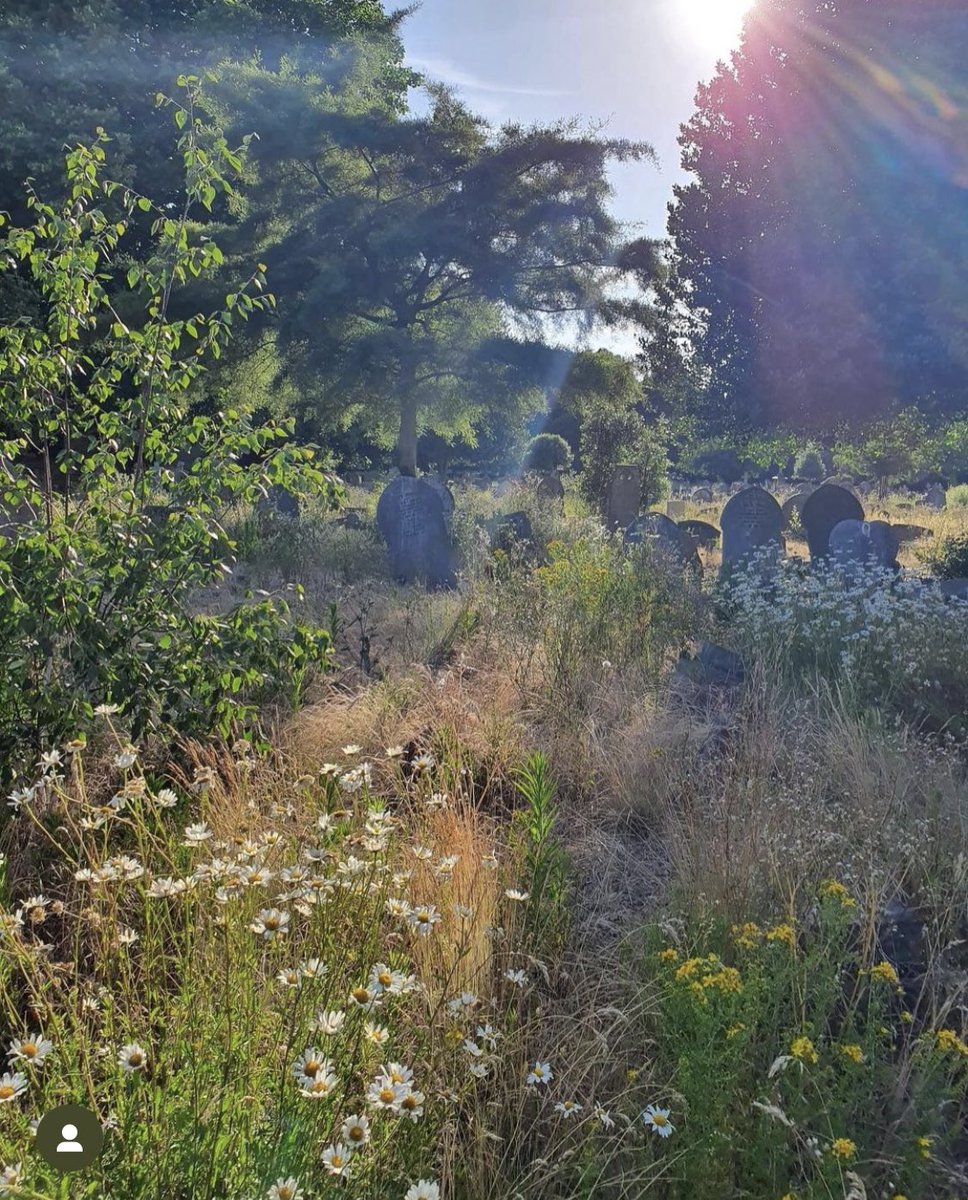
[336,509,365,530]
[924,484,946,510]
[781,487,816,529]
[257,485,299,523]
[533,473,565,507]
[800,484,865,560]
[891,523,931,545]
[490,511,535,557]
[692,486,714,504]
[425,478,455,523]
[376,477,455,589]
[605,465,642,531]
[678,519,720,549]
[626,512,701,571]
[720,486,784,568]
[829,519,899,575]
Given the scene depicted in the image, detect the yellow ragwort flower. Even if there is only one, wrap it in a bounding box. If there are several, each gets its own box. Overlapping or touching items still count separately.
[765,924,796,950]
[869,961,899,985]
[726,1023,746,1039]
[700,967,743,995]
[838,1043,864,1064]
[935,1028,968,1056]
[819,880,856,908]
[658,948,679,963]
[829,1138,856,1161]
[790,1036,818,1065]
[675,957,706,982]
[731,921,761,950]
[916,1135,933,1160]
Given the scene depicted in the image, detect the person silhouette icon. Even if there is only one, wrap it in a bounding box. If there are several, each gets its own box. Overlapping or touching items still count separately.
[56,1124,83,1153]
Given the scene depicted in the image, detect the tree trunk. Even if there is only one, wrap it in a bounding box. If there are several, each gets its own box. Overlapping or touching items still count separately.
[398,391,418,477]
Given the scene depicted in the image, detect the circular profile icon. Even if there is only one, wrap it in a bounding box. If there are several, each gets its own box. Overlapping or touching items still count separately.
[36,1104,103,1172]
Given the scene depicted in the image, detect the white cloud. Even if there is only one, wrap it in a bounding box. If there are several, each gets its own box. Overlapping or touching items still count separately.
[407,54,573,99]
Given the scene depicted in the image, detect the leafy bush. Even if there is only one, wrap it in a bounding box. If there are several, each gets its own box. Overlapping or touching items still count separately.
[945,484,968,509]
[687,444,746,485]
[921,531,968,580]
[641,885,966,1198]
[577,395,669,510]
[523,432,571,474]
[793,445,826,481]
[0,93,336,778]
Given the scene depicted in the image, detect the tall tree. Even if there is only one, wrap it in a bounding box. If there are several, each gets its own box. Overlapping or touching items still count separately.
[219,72,658,472]
[668,0,968,434]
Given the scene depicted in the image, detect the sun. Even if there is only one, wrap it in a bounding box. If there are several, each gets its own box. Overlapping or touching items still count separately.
[677,0,754,56]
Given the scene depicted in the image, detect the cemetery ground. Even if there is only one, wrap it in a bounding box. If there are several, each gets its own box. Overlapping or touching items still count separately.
[2,479,968,1200]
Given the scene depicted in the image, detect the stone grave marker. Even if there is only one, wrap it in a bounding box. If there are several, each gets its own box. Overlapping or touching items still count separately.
[924,484,946,510]
[533,473,565,507]
[626,512,701,572]
[490,511,535,558]
[781,487,816,529]
[829,519,899,576]
[376,477,455,589]
[606,465,642,531]
[800,483,864,560]
[666,498,686,520]
[719,486,784,569]
[425,477,455,524]
[692,486,714,504]
[257,484,299,524]
[678,519,720,549]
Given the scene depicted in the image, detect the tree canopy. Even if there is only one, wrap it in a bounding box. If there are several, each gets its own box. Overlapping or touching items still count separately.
[667,0,968,435]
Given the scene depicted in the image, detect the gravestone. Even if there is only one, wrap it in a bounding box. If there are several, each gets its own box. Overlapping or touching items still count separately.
[257,485,299,523]
[678,519,720,549]
[490,511,534,557]
[719,486,784,569]
[692,486,714,504]
[829,520,899,575]
[781,487,816,529]
[626,512,701,572]
[666,498,686,520]
[606,465,642,531]
[800,483,864,560]
[376,477,455,589]
[425,478,455,523]
[533,473,565,507]
[924,484,946,510]
[891,523,931,545]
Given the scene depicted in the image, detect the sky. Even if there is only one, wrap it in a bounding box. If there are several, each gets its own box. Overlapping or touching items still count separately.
[403,0,752,239]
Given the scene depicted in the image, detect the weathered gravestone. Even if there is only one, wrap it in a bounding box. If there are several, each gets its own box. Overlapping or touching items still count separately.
[666,498,687,520]
[800,483,864,560]
[924,484,946,510]
[891,523,931,545]
[606,465,642,531]
[425,478,455,524]
[490,511,535,558]
[626,512,701,572]
[257,485,300,523]
[692,486,714,504]
[376,477,455,589]
[534,473,565,507]
[719,486,784,569]
[829,519,899,576]
[678,519,720,549]
[781,487,816,529]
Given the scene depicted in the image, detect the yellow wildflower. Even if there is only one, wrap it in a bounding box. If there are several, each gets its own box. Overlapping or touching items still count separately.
[900,1010,913,1024]
[916,1135,933,1160]
[726,1023,746,1039]
[838,1043,865,1065]
[658,948,679,963]
[869,960,899,985]
[626,1068,640,1083]
[935,1028,968,1056]
[791,1036,818,1065]
[819,880,856,908]
[700,967,742,994]
[765,924,796,950]
[675,957,705,982]
[829,1138,856,1161]
[731,921,761,950]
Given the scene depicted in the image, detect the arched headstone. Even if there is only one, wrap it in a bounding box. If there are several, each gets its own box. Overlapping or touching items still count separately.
[829,520,899,576]
[781,487,816,529]
[800,484,864,560]
[425,478,455,523]
[376,477,455,589]
[626,512,701,572]
[606,465,642,531]
[678,519,720,549]
[720,487,784,569]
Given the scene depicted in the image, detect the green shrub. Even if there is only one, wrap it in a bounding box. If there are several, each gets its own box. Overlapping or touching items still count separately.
[637,886,966,1199]
[577,396,669,510]
[945,484,968,508]
[688,444,746,485]
[922,530,968,580]
[794,445,825,481]
[0,95,335,778]
[523,432,571,474]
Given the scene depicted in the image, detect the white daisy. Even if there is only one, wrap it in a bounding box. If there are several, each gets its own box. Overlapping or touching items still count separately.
[340,1113,371,1148]
[555,1099,583,1118]
[250,908,290,940]
[526,1061,553,1086]
[0,1073,26,1103]
[642,1104,675,1137]
[292,1049,330,1081]
[267,1179,302,1200]
[8,1034,53,1066]
[407,904,442,937]
[404,1182,440,1200]
[314,1010,346,1036]
[118,1043,148,1073]
[320,1143,352,1177]
[0,1162,24,1195]
[366,1076,408,1113]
